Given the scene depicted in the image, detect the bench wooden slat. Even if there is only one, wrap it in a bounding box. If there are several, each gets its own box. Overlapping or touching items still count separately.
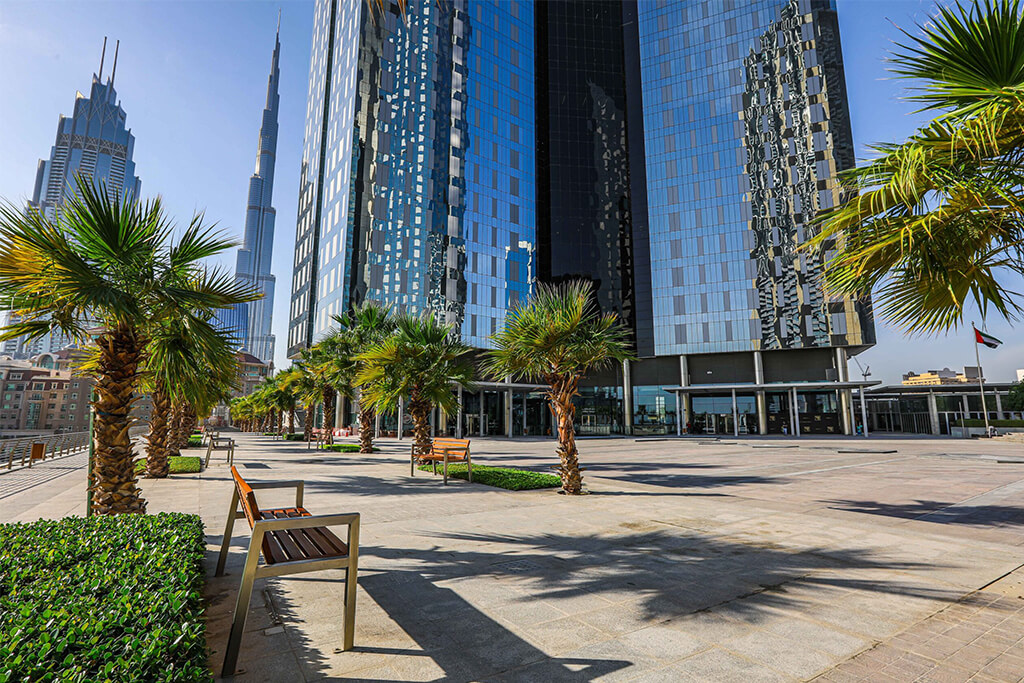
[304,525,349,556]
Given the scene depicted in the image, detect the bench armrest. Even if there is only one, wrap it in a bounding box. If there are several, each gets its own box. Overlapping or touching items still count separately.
[249,480,305,507]
[254,512,359,532]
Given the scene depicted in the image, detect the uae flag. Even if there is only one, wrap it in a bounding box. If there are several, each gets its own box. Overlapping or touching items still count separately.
[974,326,1002,349]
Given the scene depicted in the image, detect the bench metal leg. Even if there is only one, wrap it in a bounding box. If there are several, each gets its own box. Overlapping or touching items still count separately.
[205,442,213,469]
[216,489,240,577]
[222,530,263,678]
[343,519,360,650]
[410,453,415,476]
[467,454,472,483]
[443,455,448,485]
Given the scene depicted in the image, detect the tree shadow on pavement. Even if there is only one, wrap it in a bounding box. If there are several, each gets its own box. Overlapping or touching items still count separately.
[827,498,1024,528]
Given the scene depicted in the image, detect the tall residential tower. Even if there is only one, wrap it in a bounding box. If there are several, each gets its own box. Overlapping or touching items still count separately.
[289,0,874,438]
[225,26,282,364]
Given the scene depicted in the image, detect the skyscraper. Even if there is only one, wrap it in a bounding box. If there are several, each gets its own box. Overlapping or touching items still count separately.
[3,39,141,359]
[289,0,874,438]
[29,38,141,222]
[224,25,282,364]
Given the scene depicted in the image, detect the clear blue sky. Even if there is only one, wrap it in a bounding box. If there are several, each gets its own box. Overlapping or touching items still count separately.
[0,0,1019,384]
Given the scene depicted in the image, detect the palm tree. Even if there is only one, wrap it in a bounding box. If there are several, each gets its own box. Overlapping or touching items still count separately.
[0,181,256,514]
[144,313,237,477]
[275,366,305,434]
[807,0,1024,333]
[332,302,395,453]
[300,341,343,444]
[279,362,319,440]
[484,281,632,495]
[357,313,475,458]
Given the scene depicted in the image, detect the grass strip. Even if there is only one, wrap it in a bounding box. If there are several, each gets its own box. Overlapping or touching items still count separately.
[417,463,560,490]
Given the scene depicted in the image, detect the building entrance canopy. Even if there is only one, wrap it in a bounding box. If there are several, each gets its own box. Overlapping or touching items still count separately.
[664,380,879,394]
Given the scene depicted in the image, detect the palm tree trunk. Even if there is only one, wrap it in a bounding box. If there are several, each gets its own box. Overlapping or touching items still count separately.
[92,328,147,515]
[551,376,583,494]
[304,403,315,441]
[409,393,432,459]
[322,389,336,445]
[167,402,183,457]
[358,408,375,453]
[289,407,296,435]
[182,404,197,445]
[277,409,283,437]
[145,383,171,478]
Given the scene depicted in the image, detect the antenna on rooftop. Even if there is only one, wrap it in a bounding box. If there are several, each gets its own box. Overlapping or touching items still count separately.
[110,39,120,86]
[98,37,108,80]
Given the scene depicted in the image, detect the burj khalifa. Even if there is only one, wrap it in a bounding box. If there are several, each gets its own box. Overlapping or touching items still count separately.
[226,23,281,364]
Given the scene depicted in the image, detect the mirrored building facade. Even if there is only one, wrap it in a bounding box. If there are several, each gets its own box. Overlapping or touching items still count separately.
[288,0,536,356]
[289,0,875,438]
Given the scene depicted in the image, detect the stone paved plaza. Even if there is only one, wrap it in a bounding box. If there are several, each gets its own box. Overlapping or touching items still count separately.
[4,433,1024,681]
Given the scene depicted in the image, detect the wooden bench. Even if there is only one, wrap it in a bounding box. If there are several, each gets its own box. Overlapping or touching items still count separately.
[216,466,360,678]
[412,438,472,485]
[205,436,235,468]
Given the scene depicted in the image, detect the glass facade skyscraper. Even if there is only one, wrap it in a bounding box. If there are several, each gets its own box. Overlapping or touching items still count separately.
[289,0,875,437]
[288,0,535,356]
[223,27,282,364]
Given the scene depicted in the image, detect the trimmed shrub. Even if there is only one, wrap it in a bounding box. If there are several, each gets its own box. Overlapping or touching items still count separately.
[319,443,374,453]
[186,435,203,448]
[955,419,1024,428]
[135,456,202,475]
[283,432,306,441]
[417,463,561,490]
[0,513,209,682]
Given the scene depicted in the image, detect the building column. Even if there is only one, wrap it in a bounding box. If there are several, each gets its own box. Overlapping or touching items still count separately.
[623,359,633,436]
[675,392,682,436]
[791,387,801,437]
[731,389,739,437]
[996,391,1005,420]
[859,388,870,438]
[397,398,404,440]
[522,392,527,435]
[430,407,436,437]
[679,355,690,432]
[927,389,940,436]
[753,350,767,436]
[456,385,463,439]
[835,348,852,435]
[336,395,346,431]
[506,384,514,439]
[479,391,485,437]
[374,411,381,439]
[962,394,970,421]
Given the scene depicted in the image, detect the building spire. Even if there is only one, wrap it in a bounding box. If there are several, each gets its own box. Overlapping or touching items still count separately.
[98,37,107,81]
[277,8,281,35]
[110,39,120,86]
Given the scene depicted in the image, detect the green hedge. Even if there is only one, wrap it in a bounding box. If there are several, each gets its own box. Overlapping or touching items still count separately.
[955,419,1024,427]
[417,463,561,490]
[0,513,209,682]
[319,443,375,453]
[135,456,202,475]
[186,435,203,448]
[283,432,306,441]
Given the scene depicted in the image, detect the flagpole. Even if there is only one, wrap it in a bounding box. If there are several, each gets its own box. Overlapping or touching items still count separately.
[973,321,990,435]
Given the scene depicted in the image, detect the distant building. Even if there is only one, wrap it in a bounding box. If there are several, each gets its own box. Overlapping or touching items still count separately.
[233,351,272,398]
[1016,369,1024,383]
[902,367,981,386]
[0,356,93,433]
[3,38,141,360]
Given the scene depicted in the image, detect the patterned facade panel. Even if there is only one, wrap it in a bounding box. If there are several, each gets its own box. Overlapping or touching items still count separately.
[637,0,872,357]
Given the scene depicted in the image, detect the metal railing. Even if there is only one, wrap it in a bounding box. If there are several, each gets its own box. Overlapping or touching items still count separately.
[2,431,90,471]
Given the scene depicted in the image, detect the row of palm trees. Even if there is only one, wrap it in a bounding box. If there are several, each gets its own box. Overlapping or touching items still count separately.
[230,281,634,495]
[0,181,258,514]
